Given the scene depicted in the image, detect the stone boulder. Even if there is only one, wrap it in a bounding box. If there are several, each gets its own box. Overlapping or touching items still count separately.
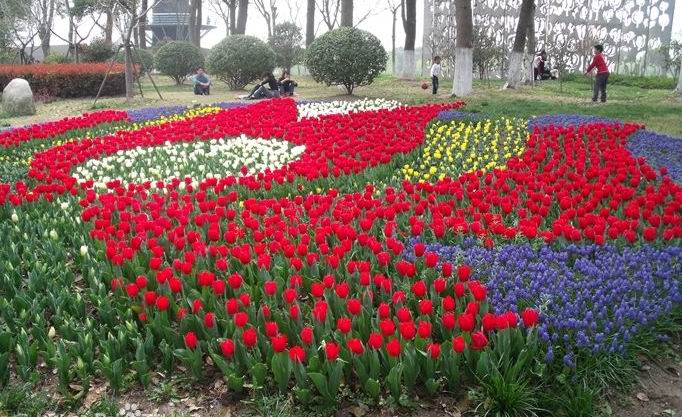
[2,78,36,116]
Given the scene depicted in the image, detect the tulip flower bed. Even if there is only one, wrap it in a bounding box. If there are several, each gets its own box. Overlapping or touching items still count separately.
[0,98,680,411]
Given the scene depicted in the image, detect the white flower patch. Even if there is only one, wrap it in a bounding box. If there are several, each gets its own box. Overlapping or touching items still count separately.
[72,134,305,186]
[297,98,402,120]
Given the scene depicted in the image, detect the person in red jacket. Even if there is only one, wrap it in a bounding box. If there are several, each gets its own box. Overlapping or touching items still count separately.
[585,44,610,103]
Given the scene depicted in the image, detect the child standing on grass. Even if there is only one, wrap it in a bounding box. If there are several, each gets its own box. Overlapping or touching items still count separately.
[430,56,442,95]
[585,44,610,103]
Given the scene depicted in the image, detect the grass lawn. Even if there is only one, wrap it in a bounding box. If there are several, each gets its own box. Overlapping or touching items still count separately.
[2,73,681,136]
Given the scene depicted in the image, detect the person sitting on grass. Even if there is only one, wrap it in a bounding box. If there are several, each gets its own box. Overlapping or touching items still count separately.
[192,67,211,95]
[246,72,280,99]
[278,70,298,97]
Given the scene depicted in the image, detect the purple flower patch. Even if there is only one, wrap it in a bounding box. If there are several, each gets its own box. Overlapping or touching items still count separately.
[405,239,682,357]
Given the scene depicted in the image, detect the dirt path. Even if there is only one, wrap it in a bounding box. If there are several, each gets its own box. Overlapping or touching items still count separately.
[610,340,682,417]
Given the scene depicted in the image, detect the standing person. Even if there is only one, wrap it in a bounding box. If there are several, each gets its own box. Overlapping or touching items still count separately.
[585,44,610,103]
[430,56,442,95]
[192,67,211,95]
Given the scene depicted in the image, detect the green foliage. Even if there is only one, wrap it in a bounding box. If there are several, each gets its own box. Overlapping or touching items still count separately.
[44,54,72,64]
[207,35,276,90]
[116,48,155,75]
[0,383,51,416]
[561,72,676,89]
[305,27,387,94]
[0,49,14,64]
[269,22,304,72]
[83,397,120,417]
[155,41,205,85]
[82,38,114,63]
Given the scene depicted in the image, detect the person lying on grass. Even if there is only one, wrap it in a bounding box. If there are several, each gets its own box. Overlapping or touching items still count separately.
[246,73,280,100]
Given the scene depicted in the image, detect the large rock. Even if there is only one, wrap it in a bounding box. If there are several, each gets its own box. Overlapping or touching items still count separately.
[2,78,36,116]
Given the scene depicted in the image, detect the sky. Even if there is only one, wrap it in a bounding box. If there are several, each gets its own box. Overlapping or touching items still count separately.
[48,0,682,51]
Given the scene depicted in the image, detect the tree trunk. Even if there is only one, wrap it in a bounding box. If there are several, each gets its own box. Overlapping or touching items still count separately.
[139,0,148,49]
[306,0,314,46]
[105,9,114,46]
[452,0,473,96]
[401,0,416,79]
[188,0,198,45]
[229,0,237,34]
[235,0,248,34]
[525,1,535,84]
[391,8,397,74]
[124,10,137,101]
[504,0,534,89]
[39,0,56,58]
[195,0,202,47]
[340,0,352,26]
[675,64,682,95]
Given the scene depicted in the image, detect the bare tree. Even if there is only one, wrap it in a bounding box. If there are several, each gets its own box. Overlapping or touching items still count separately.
[503,0,534,89]
[675,65,682,95]
[400,0,415,79]
[254,0,278,38]
[114,0,160,100]
[386,0,400,74]
[89,0,118,46]
[305,0,314,45]
[316,0,339,30]
[451,0,473,96]
[51,0,104,62]
[3,0,39,63]
[31,0,57,58]
[340,0,351,26]
[208,0,232,34]
[283,0,301,23]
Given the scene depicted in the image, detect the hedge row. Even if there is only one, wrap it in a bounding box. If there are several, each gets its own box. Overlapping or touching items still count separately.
[0,64,126,98]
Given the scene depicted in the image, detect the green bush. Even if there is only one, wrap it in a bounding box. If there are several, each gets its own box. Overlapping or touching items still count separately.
[155,41,205,85]
[268,22,303,72]
[608,73,676,89]
[115,49,154,75]
[562,72,676,89]
[43,54,72,64]
[305,27,387,94]
[82,38,115,63]
[207,35,276,90]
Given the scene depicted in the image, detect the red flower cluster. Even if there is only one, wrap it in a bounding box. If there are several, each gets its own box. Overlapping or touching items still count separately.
[0,110,128,148]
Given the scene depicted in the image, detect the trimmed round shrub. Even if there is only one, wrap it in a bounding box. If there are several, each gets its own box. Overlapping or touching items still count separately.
[305,27,387,94]
[155,41,205,85]
[207,35,276,90]
[82,38,115,63]
[116,48,155,75]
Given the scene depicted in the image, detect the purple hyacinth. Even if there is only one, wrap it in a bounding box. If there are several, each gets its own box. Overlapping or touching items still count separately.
[405,239,682,359]
[528,114,624,129]
[627,129,682,182]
